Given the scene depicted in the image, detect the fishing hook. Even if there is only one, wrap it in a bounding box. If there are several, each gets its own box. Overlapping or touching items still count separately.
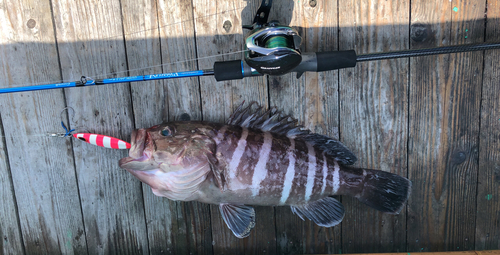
[60,107,76,137]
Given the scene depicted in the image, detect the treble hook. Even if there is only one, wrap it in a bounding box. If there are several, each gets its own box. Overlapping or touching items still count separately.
[60,107,75,137]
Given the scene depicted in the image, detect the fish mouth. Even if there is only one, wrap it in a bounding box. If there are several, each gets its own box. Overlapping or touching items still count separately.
[118,129,154,169]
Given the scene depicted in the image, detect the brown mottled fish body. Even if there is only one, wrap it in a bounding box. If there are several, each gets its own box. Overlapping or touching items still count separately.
[199,125,343,206]
[119,103,411,238]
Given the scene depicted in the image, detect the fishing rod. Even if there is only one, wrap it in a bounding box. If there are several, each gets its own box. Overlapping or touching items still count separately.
[1,0,499,94]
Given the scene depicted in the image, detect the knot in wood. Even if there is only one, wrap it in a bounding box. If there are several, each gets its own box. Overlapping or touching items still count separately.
[410,23,430,42]
[27,19,36,29]
[223,20,232,33]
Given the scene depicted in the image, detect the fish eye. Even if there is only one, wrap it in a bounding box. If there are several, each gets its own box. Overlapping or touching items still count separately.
[161,127,173,136]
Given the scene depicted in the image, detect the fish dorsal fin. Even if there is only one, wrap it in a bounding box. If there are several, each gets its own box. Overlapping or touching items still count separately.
[291,197,345,227]
[227,102,309,138]
[228,102,357,165]
[219,203,256,238]
[302,134,357,165]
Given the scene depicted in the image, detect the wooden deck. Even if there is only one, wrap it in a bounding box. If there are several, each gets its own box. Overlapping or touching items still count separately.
[1,0,499,254]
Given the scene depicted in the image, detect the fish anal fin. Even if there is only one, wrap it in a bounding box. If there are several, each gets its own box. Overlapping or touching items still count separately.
[219,204,256,238]
[290,197,345,227]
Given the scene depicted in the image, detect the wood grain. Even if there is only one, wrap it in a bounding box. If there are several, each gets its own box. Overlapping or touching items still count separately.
[0,116,25,254]
[133,0,212,253]
[192,0,271,254]
[0,0,88,253]
[51,0,149,253]
[475,0,500,250]
[338,0,409,253]
[1,0,500,253]
[407,0,485,252]
[269,0,342,254]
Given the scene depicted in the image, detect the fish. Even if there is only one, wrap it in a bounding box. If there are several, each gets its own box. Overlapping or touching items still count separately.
[119,103,411,238]
[73,133,131,149]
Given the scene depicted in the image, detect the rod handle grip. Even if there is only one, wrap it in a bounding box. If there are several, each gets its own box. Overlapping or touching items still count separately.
[214,60,244,81]
[316,50,357,71]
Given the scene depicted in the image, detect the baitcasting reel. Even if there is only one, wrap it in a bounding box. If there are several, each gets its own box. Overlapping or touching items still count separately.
[243,0,302,75]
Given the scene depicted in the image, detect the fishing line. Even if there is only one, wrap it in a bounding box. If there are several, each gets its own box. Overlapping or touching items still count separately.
[3,50,248,89]
[1,6,248,89]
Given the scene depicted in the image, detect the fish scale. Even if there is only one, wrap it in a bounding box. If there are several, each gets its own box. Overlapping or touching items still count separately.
[119,103,412,238]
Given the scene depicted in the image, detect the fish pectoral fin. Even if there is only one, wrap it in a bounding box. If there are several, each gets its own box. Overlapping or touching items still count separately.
[290,197,345,227]
[219,203,256,238]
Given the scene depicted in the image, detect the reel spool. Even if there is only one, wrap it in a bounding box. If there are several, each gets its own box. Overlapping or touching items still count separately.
[244,19,302,75]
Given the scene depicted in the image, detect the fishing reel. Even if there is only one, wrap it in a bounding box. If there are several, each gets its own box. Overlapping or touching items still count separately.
[242,0,302,75]
[243,22,302,75]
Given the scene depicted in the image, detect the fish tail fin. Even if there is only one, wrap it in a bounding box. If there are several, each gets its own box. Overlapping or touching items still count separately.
[351,168,411,214]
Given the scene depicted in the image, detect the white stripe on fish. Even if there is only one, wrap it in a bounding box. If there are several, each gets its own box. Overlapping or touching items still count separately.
[251,132,273,196]
[280,138,296,204]
[332,160,340,193]
[305,143,316,202]
[321,152,328,194]
[228,127,248,179]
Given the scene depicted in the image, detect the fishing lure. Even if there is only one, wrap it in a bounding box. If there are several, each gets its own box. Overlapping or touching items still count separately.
[56,107,131,149]
[73,133,131,149]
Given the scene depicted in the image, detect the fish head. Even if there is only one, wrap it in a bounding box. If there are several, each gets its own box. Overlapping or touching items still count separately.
[119,121,216,174]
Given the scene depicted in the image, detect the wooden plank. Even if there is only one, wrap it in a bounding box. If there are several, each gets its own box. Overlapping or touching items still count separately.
[338,0,409,253]
[345,252,478,255]
[159,0,213,253]
[0,0,88,253]
[407,0,485,251]
[121,0,212,253]
[341,252,481,255]
[0,117,25,254]
[475,0,500,250]
[269,0,342,254]
[192,0,271,254]
[476,251,500,255]
[315,251,500,255]
[157,4,213,252]
[50,0,149,253]
[119,0,171,254]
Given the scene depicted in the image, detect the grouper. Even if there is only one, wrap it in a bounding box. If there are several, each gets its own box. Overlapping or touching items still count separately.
[119,103,411,238]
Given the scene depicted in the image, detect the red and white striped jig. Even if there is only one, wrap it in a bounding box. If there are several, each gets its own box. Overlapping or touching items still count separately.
[73,133,131,149]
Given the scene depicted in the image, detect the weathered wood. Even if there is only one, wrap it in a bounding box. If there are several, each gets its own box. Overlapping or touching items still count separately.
[120,0,173,254]
[0,117,25,254]
[0,0,87,253]
[337,252,487,255]
[122,0,213,253]
[192,0,271,254]
[193,0,268,122]
[476,0,500,250]
[407,0,485,251]
[269,0,342,254]
[338,0,409,253]
[476,251,500,255]
[51,0,148,253]
[160,1,213,253]
[2,0,500,253]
